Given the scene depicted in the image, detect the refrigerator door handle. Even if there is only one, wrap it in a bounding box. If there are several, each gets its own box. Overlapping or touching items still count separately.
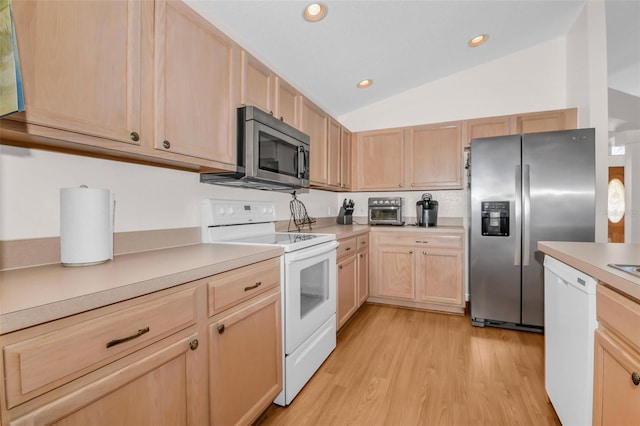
[514,165,522,266]
[523,164,531,266]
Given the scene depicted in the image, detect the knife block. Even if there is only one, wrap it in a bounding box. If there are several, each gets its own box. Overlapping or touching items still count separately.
[337,207,353,225]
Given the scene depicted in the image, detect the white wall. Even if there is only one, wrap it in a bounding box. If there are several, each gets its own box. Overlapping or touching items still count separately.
[339,37,569,132]
[0,146,337,240]
[566,0,609,242]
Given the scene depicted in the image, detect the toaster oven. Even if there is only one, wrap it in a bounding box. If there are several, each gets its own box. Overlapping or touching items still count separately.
[368,197,404,225]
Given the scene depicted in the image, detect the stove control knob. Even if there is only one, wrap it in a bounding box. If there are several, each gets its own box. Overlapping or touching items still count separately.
[217,207,225,215]
[227,207,234,215]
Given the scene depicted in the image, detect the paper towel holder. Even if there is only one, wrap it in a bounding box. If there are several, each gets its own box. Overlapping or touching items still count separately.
[60,186,115,266]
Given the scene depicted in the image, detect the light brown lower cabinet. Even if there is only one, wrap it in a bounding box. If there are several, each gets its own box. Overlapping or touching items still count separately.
[336,233,369,330]
[592,284,640,425]
[369,230,464,314]
[209,290,282,426]
[0,257,283,426]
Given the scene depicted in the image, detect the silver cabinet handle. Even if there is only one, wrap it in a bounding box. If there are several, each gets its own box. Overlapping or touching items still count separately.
[106,327,150,348]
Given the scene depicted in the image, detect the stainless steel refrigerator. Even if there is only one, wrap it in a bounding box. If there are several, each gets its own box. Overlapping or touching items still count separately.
[469,128,595,331]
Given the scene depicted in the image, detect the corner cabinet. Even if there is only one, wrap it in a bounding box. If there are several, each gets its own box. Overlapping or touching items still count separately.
[593,284,640,425]
[356,128,405,190]
[369,230,464,314]
[154,0,238,166]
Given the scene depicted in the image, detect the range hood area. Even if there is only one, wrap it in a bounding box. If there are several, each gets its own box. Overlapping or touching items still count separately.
[200,106,311,191]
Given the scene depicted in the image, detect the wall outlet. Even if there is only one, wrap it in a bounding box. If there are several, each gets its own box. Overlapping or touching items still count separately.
[327,206,332,216]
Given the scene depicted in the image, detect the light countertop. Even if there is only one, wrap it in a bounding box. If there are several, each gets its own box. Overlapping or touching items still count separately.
[538,241,640,301]
[0,244,283,334]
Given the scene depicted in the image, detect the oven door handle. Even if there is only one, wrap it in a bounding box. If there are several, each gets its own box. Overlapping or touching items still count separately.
[284,240,339,263]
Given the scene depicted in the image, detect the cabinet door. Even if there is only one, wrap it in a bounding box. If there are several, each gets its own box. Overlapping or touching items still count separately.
[300,97,328,185]
[155,0,237,165]
[376,246,415,300]
[275,77,300,127]
[328,118,342,188]
[464,116,511,147]
[593,329,640,425]
[404,122,463,190]
[357,250,369,306]
[9,331,204,426]
[511,108,577,134]
[337,255,358,330]
[417,249,463,307]
[340,127,352,190]
[209,291,282,426]
[356,129,405,190]
[10,0,145,145]
[240,51,274,114]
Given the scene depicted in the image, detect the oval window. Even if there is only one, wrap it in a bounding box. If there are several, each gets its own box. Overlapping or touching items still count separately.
[608,178,625,223]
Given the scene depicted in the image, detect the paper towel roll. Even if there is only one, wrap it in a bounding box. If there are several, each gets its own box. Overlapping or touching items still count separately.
[60,186,114,266]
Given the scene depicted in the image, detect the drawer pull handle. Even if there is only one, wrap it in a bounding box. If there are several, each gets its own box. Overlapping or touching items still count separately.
[189,339,199,351]
[217,324,225,334]
[244,281,262,291]
[415,240,429,244]
[346,247,352,251]
[632,372,640,386]
[106,327,150,348]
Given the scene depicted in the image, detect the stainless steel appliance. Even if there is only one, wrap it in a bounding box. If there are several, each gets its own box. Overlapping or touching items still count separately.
[368,197,404,226]
[200,106,310,191]
[201,199,338,406]
[416,193,438,227]
[469,128,595,331]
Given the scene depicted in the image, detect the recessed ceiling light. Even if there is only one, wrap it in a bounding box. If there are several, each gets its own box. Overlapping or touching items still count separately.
[468,34,489,47]
[304,3,327,22]
[357,79,373,89]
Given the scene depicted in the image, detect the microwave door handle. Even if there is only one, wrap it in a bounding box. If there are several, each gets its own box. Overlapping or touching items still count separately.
[299,147,308,179]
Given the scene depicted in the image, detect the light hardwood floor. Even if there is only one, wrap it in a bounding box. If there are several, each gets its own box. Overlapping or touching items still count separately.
[258,304,560,426]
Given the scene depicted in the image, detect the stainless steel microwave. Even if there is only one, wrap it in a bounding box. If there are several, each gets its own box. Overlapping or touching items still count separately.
[368,197,405,225]
[200,106,310,191]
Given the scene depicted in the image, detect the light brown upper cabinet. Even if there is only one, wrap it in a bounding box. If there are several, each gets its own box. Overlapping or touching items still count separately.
[511,108,577,134]
[355,128,405,191]
[154,0,238,166]
[340,127,352,191]
[404,121,463,190]
[240,51,275,115]
[300,97,329,186]
[8,0,148,146]
[274,78,300,128]
[464,115,512,147]
[328,118,342,188]
[355,123,463,191]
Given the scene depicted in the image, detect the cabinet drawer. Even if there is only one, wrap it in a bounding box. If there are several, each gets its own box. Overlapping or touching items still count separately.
[337,237,357,261]
[356,234,369,252]
[597,285,640,353]
[208,257,281,316]
[375,233,462,249]
[3,288,198,408]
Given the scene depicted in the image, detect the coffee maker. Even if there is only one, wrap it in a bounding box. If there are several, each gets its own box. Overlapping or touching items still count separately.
[416,193,438,227]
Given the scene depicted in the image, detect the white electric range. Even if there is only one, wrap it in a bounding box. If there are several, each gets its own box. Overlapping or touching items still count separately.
[201,199,338,406]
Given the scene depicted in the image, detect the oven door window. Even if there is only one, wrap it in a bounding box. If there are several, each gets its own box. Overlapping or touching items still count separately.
[299,259,329,318]
[258,132,299,178]
[370,207,400,221]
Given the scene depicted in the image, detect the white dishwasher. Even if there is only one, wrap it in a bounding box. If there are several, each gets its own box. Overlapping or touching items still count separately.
[543,255,598,426]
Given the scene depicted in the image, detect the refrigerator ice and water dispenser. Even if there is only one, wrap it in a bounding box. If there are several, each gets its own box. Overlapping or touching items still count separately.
[481,201,509,236]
